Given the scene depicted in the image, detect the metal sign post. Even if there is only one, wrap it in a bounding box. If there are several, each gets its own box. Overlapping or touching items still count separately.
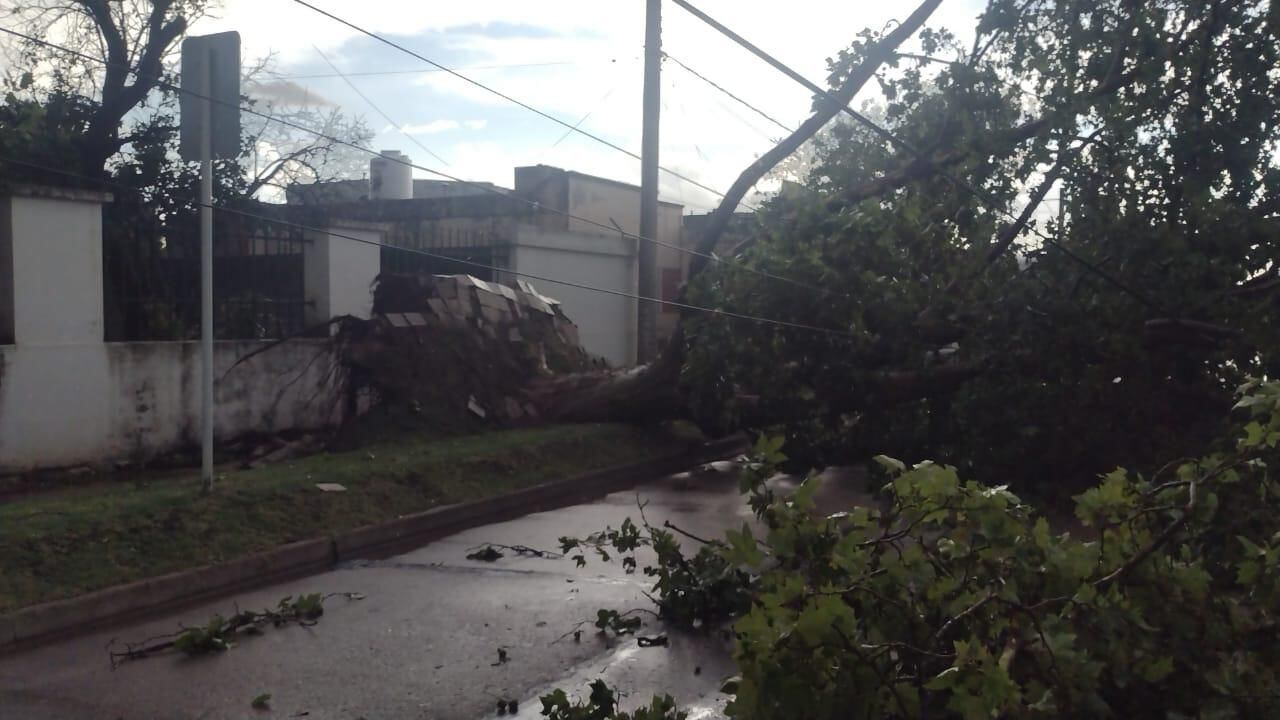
[181,32,240,491]
[638,0,661,364]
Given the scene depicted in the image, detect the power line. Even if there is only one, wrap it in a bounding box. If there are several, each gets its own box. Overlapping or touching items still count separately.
[549,84,618,149]
[0,24,824,296]
[311,45,450,166]
[276,59,591,80]
[670,0,1165,314]
[286,0,751,210]
[0,154,859,341]
[662,51,793,135]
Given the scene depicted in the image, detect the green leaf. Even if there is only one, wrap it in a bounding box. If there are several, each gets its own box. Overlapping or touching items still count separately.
[792,476,822,510]
[873,455,906,474]
[1244,421,1266,447]
[925,666,960,690]
[725,523,764,566]
[1139,656,1175,683]
[251,693,271,710]
[1032,517,1051,550]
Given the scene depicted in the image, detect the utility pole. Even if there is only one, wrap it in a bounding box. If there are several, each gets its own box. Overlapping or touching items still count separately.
[199,83,214,492]
[181,32,240,492]
[638,0,662,364]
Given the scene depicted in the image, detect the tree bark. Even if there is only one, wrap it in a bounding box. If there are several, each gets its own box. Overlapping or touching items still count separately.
[77,0,186,174]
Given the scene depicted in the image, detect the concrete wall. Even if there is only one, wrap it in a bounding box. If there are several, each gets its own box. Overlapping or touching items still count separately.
[0,187,372,473]
[305,223,383,326]
[561,173,686,346]
[0,339,341,473]
[0,196,12,344]
[512,225,637,367]
[0,188,107,345]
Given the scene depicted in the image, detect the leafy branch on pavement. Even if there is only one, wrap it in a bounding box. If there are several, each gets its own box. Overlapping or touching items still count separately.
[539,680,687,720]
[551,608,660,645]
[106,592,365,667]
[465,543,564,562]
[546,380,1280,718]
[559,497,754,630]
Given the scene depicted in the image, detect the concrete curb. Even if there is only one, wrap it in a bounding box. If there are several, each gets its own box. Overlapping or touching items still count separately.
[0,435,747,653]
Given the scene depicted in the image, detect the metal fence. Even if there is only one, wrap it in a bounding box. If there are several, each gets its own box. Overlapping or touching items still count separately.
[104,209,309,342]
[380,223,510,283]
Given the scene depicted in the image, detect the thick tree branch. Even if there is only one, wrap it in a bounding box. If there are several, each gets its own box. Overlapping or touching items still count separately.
[1229,273,1280,298]
[863,359,990,404]
[684,0,944,282]
[246,145,330,197]
[119,2,184,111]
[982,165,1060,266]
[829,6,1181,216]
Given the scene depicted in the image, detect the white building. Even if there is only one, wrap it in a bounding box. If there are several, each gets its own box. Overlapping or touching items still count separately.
[288,157,689,367]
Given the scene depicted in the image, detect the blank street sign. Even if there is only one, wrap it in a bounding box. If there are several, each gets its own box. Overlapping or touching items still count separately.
[180,32,241,161]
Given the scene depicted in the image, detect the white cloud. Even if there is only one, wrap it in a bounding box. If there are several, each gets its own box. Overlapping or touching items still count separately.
[192,0,989,210]
[400,119,460,135]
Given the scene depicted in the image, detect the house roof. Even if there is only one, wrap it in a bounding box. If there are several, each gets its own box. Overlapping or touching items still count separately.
[519,165,685,210]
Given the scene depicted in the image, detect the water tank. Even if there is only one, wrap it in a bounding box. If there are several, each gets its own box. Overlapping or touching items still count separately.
[369,150,413,200]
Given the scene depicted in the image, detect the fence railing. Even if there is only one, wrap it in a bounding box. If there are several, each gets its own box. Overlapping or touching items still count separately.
[381,224,509,282]
[104,210,309,342]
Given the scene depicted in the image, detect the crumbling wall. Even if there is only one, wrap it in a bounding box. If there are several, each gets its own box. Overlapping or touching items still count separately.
[341,274,604,428]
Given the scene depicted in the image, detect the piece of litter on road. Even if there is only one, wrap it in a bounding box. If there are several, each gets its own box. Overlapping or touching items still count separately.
[467,395,487,418]
[466,545,503,562]
[491,647,509,666]
[315,483,347,493]
[637,635,669,648]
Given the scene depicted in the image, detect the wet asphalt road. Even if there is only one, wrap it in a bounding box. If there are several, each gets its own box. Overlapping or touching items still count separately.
[0,462,872,720]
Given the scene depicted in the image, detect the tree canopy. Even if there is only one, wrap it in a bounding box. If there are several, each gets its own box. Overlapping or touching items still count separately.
[680,0,1280,489]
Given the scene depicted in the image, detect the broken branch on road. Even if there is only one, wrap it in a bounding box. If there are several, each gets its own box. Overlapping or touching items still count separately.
[465,543,564,562]
[106,592,365,668]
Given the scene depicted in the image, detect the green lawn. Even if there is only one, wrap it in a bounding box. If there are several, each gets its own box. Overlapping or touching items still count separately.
[0,424,693,612]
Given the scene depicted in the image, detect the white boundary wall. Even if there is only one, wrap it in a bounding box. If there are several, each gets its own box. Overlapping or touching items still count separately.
[0,186,372,473]
[0,340,341,473]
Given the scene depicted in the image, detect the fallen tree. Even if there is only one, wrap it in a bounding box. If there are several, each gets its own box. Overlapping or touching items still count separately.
[663,0,1280,487]
[245,0,1277,495]
[525,0,948,424]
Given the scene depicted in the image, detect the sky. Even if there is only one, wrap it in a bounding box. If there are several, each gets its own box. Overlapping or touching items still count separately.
[192,0,988,212]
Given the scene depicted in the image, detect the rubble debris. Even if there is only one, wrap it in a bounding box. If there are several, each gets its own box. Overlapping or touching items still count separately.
[337,274,607,432]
